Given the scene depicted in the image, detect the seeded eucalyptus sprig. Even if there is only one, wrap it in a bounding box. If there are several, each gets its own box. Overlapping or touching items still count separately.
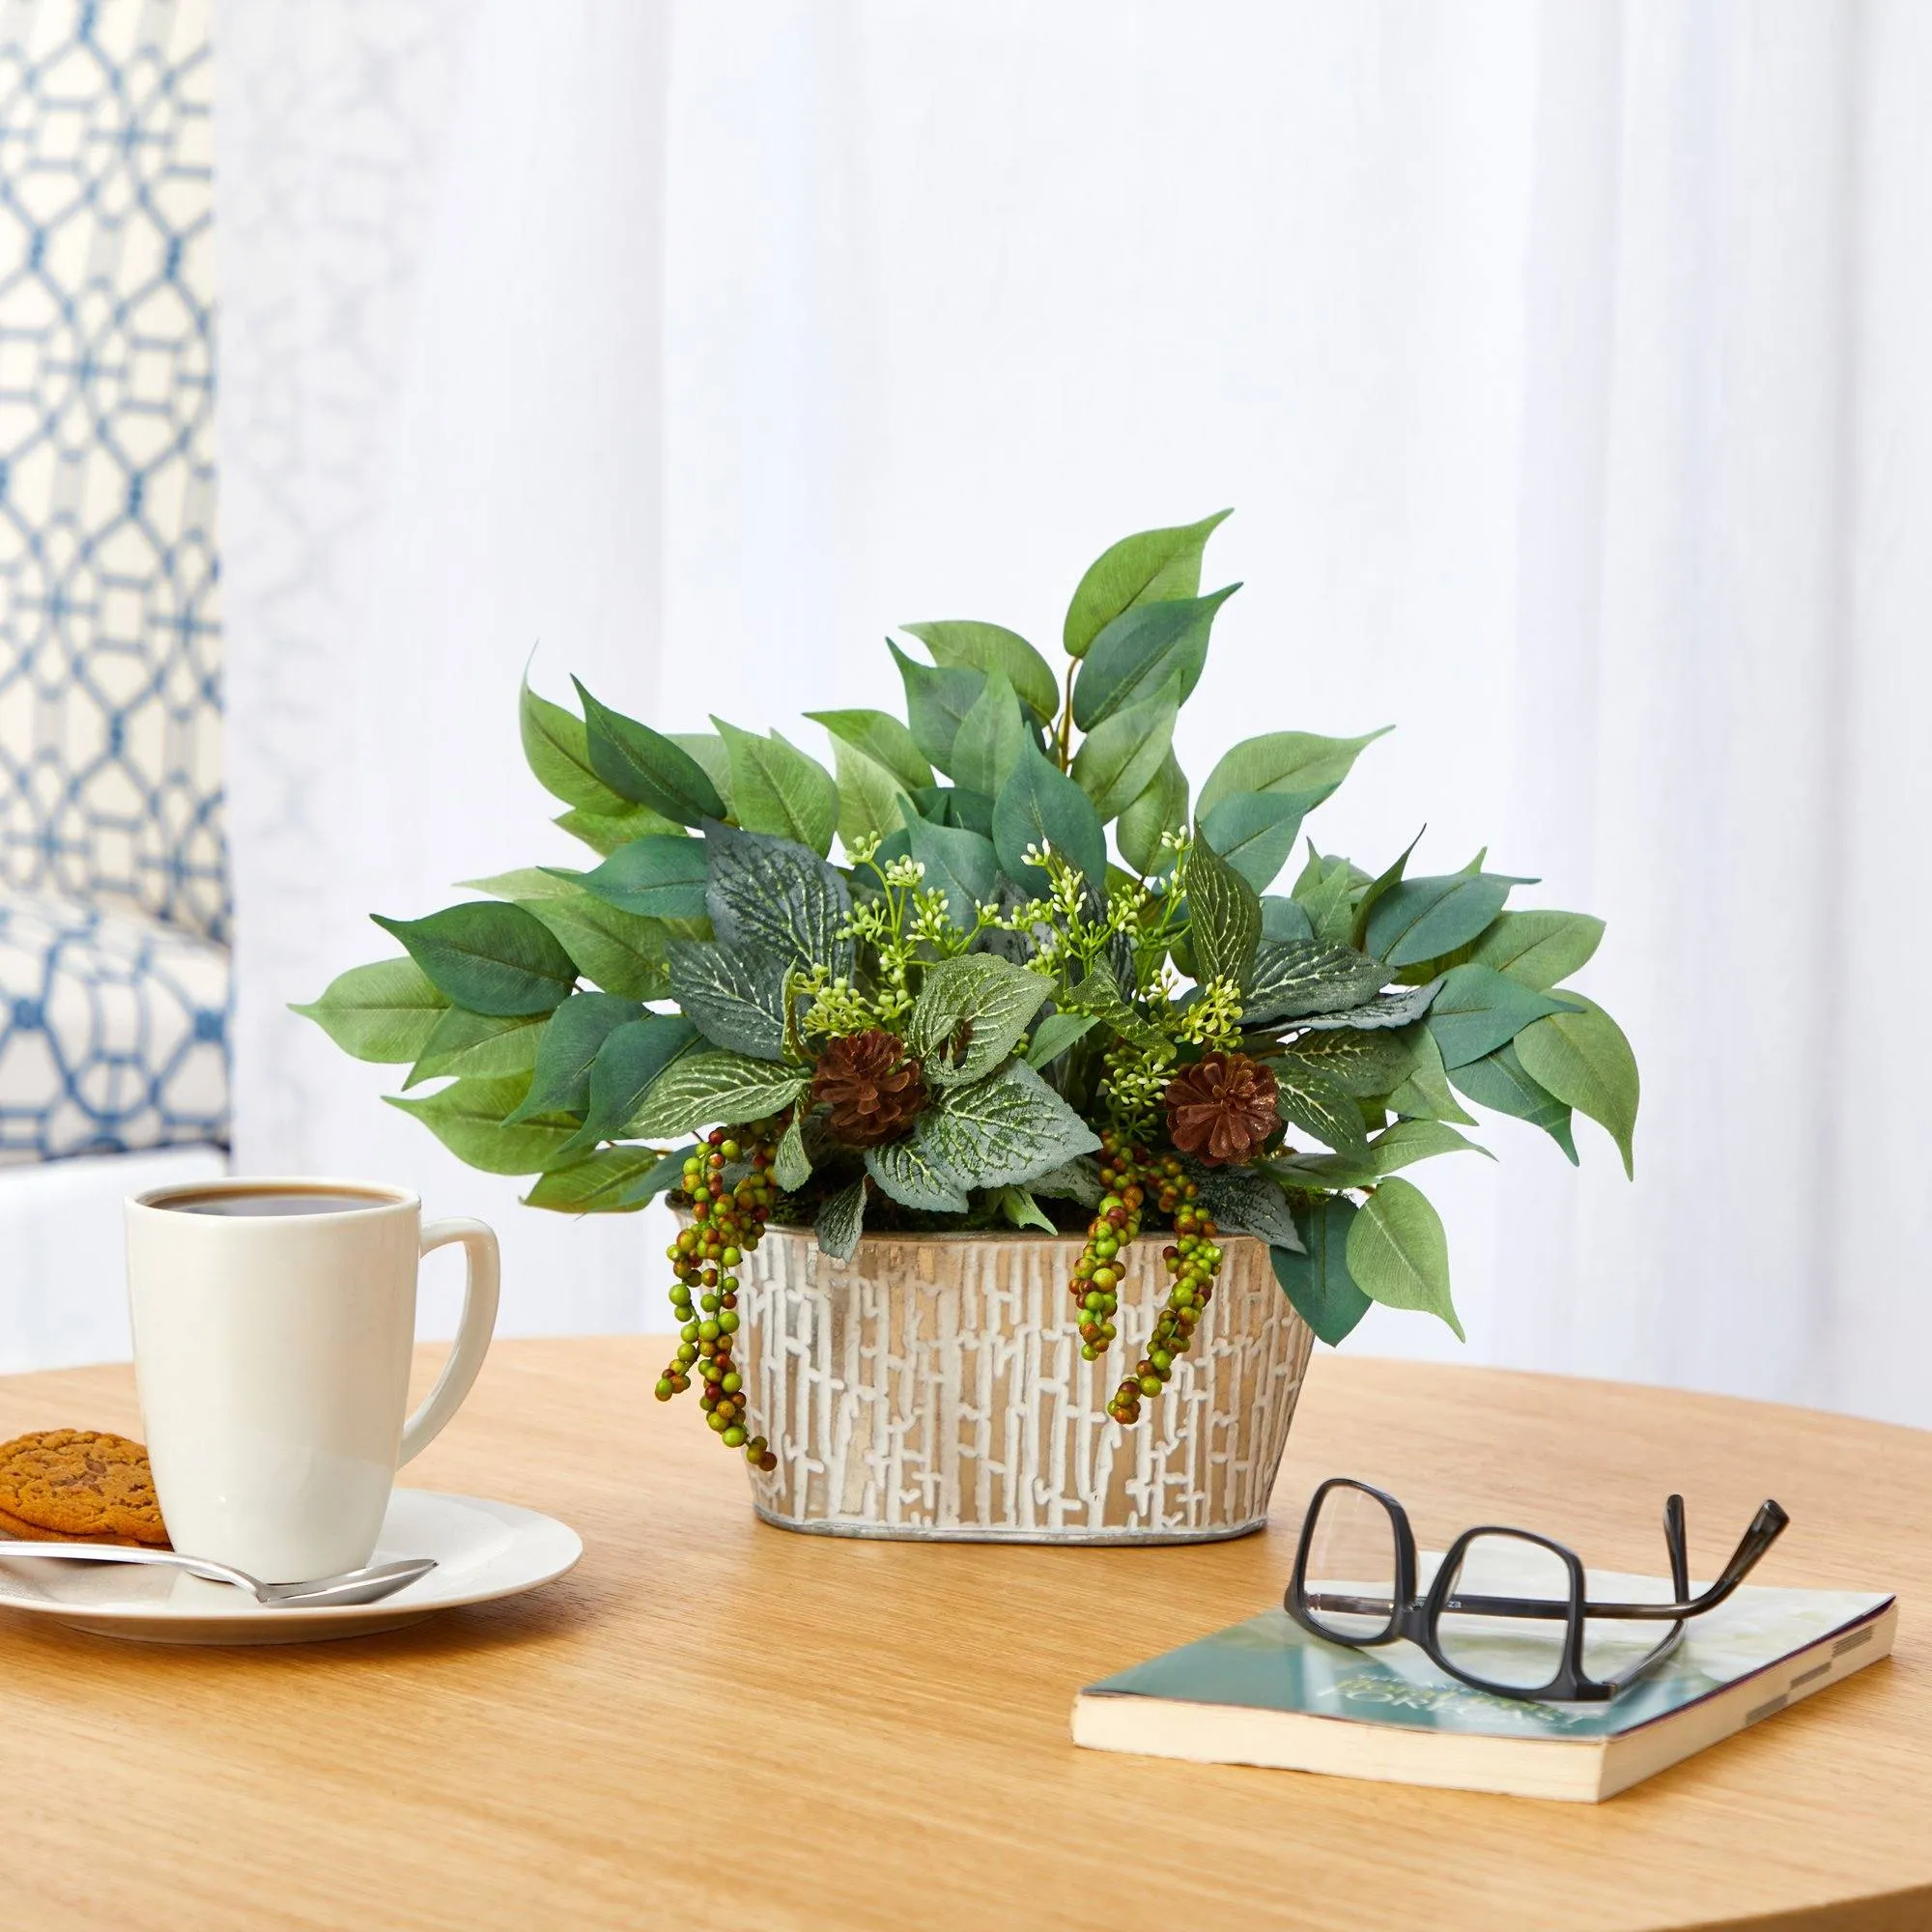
[297,508,1640,1447]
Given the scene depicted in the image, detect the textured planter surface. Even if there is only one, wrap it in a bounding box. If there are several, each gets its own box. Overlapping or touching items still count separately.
[738,1227,1313,1542]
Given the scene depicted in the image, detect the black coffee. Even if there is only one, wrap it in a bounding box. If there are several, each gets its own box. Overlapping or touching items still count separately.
[164,1189,389,1217]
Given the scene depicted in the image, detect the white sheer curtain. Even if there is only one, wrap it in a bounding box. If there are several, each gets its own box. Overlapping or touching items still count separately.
[217,2,1932,1423]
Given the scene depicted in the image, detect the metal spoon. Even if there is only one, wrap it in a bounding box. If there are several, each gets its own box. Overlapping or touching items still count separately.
[0,1543,436,1607]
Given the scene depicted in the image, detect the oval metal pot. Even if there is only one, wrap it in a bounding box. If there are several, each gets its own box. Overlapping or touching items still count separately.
[734,1226,1314,1543]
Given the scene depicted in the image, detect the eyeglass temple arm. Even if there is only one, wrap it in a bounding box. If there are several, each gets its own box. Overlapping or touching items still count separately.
[1407,1499,1790,1624]
[1576,1497,1789,1620]
[1664,1492,1690,1600]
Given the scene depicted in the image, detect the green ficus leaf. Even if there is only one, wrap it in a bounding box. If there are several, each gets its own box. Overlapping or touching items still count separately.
[1242,939,1388,1025]
[890,640,985,778]
[1423,963,1582,1069]
[807,709,934,793]
[573,679,726,826]
[1385,1023,1478,1126]
[553,803,681,856]
[1070,584,1237,731]
[1270,1119,1491,1191]
[948,666,1031,800]
[1271,1199,1372,1346]
[1365,870,1525,970]
[1198,789,1320,894]
[517,892,673,1002]
[1063,508,1232,660]
[371,903,579,1017]
[908,954,1052,1087]
[291,957,448,1064]
[1069,673,1179,823]
[1026,1010,1097,1069]
[902,620,1060,724]
[1346,1178,1462,1339]
[386,1075,580,1177]
[509,990,647,1122]
[1448,1041,1578,1163]
[992,736,1107,891]
[520,680,631,814]
[1467,910,1605,990]
[901,811,999,925]
[1292,846,1365,947]
[465,867,584,902]
[628,1045,804,1141]
[523,1147,663,1214]
[713,719,838,858]
[1350,829,1425,952]
[570,835,710,921]
[550,1013,703,1161]
[992,1185,1058,1234]
[1198,728,1390,820]
[1514,997,1638,1178]
[1183,838,1263,989]
[618,1143,704,1208]
[1357,1119,1492,1174]
[406,1007,545,1088]
[669,733,734,813]
[1261,895,1314,943]
[1115,751,1189,876]
[909,783,995,838]
[829,738,914,858]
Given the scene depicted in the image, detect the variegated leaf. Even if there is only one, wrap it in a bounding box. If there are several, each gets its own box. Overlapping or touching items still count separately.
[910,1061,1100,1190]
[1294,978,1443,1034]
[908,954,1052,1087]
[1243,939,1389,1025]
[629,1050,805,1139]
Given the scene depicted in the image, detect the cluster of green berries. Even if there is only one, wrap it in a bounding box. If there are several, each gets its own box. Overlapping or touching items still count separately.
[1110,1188,1222,1425]
[653,1125,780,1471]
[1068,1130,1152,1360]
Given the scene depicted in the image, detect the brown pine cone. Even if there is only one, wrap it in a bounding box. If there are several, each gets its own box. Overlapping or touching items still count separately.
[1163,1050,1280,1167]
[811,1029,928,1148]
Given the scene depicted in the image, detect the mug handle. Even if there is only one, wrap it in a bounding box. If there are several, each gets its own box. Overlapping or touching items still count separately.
[399,1217,501,1466]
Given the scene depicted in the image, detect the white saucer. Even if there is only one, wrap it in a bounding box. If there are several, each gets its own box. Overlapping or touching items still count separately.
[0,1490,582,1646]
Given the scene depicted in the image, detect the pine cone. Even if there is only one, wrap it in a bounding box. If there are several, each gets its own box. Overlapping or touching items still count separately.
[1163,1051,1280,1167]
[812,1029,928,1148]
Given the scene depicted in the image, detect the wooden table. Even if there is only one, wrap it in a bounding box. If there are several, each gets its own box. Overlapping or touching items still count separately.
[0,1340,1924,1932]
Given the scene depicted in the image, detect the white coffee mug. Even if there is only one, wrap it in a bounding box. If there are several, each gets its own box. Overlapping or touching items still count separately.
[125,1178,500,1581]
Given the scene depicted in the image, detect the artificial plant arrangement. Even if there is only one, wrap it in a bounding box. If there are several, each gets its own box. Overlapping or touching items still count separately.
[298,511,1638,1471]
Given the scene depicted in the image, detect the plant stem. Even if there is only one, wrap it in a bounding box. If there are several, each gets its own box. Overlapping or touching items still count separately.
[1055,658,1076,772]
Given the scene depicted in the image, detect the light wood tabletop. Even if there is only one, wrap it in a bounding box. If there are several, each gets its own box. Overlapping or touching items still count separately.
[0,1339,1923,1932]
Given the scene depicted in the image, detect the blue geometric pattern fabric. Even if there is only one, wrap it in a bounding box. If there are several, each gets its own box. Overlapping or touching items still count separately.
[0,1,226,946]
[0,886,226,1165]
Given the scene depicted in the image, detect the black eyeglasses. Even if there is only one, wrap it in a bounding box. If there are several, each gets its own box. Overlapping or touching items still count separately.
[1285,1477,1791,1702]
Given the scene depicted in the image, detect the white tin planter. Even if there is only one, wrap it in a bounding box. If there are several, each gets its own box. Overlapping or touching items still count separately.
[736,1227,1313,1543]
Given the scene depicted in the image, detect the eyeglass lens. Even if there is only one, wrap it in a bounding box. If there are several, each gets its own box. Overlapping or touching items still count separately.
[1302,1484,1400,1641]
[1435,1532,1574,1690]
